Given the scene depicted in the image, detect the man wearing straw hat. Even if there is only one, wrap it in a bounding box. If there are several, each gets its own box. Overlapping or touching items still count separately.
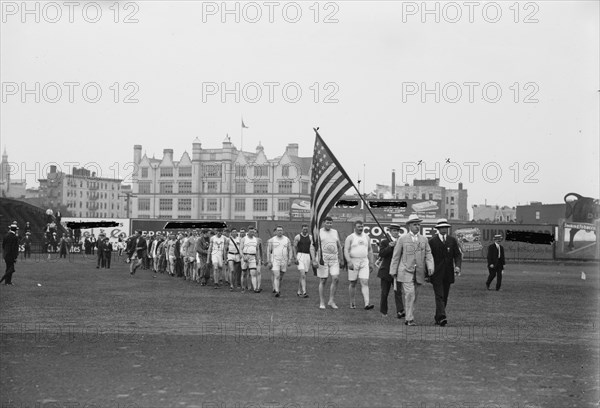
[428,218,462,326]
[389,214,434,326]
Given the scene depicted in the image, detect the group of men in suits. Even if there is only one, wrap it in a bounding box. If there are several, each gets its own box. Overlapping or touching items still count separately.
[377,214,505,326]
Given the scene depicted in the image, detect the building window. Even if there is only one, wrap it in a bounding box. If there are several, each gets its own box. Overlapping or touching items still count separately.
[254,216,268,220]
[178,166,192,177]
[446,197,449,204]
[178,215,191,219]
[278,199,290,212]
[282,165,290,178]
[421,193,426,200]
[278,180,293,194]
[429,193,433,200]
[204,164,222,178]
[160,167,173,177]
[207,199,218,212]
[235,164,247,179]
[178,181,192,194]
[178,198,192,211]
[207,181,218,193]
[302,181,309,195]
[141,167,148,178]
[451,196,455,204]
[450,209,455,218]
[159,199,173,211]
[253,199,268,212]
[138,199,150,211]
[159,182,173,194]
[535,211,540,220]
[138,182,151,194]
[254,182,268,194]
[253,164,269,180]
[235,199,246,212]
[235,182,246,194]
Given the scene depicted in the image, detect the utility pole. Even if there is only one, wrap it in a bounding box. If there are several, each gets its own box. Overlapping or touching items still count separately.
[118,192,137,218]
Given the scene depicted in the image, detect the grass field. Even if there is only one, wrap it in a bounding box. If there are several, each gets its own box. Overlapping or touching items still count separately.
[1,253,599,408]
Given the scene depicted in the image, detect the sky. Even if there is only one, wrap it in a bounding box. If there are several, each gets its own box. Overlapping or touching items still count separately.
[1,0,599,213]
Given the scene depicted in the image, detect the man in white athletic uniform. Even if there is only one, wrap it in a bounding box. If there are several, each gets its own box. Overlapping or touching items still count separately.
[344,220,375,310]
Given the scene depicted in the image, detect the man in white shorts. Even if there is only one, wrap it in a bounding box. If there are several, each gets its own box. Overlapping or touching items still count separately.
[240,226,263,293]
[208,229,226,288]
[314,217,344,310]
[225,228,242,291]
[266,226,293,297]
[293,224,315,298]
[344,220,375,310]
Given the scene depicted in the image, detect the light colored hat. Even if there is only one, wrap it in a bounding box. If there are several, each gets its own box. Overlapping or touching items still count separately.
[406,214,423,224]
[435,218,451,228]
[494,234,503,240]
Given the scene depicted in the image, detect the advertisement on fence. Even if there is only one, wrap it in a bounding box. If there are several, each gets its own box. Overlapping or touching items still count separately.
[130,219,257,237]
[62,218,130,251]
[364,222,556,260]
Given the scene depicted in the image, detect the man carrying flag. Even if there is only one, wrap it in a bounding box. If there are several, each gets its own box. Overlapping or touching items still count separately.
[309,129,353,309]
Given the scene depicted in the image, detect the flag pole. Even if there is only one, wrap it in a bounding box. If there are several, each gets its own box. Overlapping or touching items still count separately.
[241,118,244,152]
[312,128,391,242]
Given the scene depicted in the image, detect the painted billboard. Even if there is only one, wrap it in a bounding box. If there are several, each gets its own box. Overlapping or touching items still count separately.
[364,222,555,260]
[61,217,130,251]
[130,219,257,237]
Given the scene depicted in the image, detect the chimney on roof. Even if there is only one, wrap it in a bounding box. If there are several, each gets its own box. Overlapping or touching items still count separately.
[286,143,299,157]
[192,138,202,161]
[163,149,174,161]
[134,145,142,165]
[391,170,396,197]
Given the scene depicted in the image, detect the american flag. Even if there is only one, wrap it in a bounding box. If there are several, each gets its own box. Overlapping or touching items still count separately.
[309,131,354,246]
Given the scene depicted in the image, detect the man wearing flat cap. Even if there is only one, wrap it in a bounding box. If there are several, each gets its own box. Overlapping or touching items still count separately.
[486,234,505,291]
[377,224,405,319]
[428,218,462,326]
[389,214,434,326]
[1,225,20,285]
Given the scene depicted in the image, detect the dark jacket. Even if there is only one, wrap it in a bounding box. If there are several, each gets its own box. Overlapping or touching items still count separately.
[3,231,19,260]
[377,237,397,282]
[428,234,462,284]
[135,236,147,258]
[487,242,505,269]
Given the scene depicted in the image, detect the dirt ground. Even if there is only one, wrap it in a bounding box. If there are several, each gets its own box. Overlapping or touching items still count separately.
[1,254,598,408]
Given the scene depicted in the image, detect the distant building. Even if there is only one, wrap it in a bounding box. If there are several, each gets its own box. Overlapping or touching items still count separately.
[374,178,468,221]
[0,148,27,198]
[472,204,516,223]
[131,138,312,220]
[516,202,566,224]
[37,166,127,218]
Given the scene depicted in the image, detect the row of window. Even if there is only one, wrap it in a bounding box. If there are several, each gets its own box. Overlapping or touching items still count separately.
[65,201,120,210]
[137,180,307,194]
[140,164,297,180]
[65,181,121,190]
[70,211,120,218]
[137,198,291,213]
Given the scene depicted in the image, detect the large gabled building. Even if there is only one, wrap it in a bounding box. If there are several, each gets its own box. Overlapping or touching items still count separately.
[131,138,312,220]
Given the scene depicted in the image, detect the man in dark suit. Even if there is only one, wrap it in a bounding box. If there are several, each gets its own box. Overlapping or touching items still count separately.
[428,218,462,326]
[129,231,147,275]
[486,234,505,291]
[377,224,405,318]
[1,225,20,285]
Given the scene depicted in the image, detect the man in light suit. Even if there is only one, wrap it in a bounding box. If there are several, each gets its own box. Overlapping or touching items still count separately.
[428,218,462,326]
[486,234,505,291]
[389,214,434,326]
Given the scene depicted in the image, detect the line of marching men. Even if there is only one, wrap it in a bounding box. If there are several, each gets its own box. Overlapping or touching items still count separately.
[117,214,505,327]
